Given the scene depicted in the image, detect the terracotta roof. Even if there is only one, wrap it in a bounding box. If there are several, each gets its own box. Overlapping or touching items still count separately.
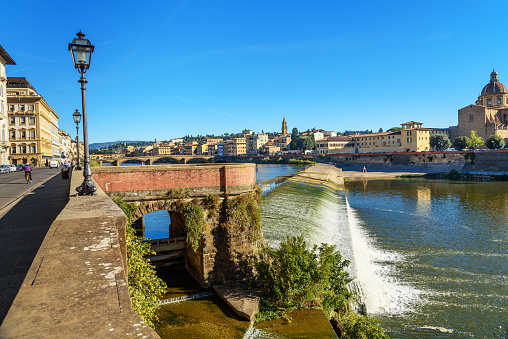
[481,81,508,95]
[354,131,400,138]
[0,45,15,65]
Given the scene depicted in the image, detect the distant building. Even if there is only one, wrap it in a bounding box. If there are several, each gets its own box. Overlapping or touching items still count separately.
[324,131,337,138]
[224,138,246,156]
[282,117,287,135]
[316,136,352,154]
[242,129,253,135]
[246,133,268,156]
[7,77,61,166]
[450,69,508,145]
[274,134,291,150]
[0,45,15,166]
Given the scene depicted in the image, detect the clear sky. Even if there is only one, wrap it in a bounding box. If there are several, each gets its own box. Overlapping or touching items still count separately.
[2,1,508,143]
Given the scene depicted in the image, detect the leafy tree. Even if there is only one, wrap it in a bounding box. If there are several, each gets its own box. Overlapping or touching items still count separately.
[255,235,351,320]
[292,127,299,136]
[453,136,469,151]
[486,135,506,149]
[429,134,451,150]
[387,127,401,132]
[289,136,315,151]
[467,130,484,149]
[378,128,383,133]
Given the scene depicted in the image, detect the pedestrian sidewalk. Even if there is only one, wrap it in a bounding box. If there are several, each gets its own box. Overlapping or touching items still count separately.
[0,173,70,324]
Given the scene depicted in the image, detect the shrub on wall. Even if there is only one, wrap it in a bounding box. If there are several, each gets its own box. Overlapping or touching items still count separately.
[182,203,205,252]
[113,198,167,328]
[225,189,262,240]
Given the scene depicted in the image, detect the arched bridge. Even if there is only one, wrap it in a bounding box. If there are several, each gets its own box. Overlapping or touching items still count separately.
[95,155,215,166]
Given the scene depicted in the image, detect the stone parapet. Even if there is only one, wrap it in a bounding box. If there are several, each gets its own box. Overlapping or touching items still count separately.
[0,173,159,338]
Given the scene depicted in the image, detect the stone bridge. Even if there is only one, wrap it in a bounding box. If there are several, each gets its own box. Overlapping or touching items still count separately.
[96,155,215,166]
[92,163,263,288]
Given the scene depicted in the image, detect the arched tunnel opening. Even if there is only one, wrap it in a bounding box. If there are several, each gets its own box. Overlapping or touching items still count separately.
[134,210,205,294]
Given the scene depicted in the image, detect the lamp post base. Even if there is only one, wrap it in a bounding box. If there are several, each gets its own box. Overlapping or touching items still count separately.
[76,179,97,196]
[75,165,83,170]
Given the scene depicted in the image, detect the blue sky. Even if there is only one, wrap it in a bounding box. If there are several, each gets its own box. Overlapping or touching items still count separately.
[2,1,508,143]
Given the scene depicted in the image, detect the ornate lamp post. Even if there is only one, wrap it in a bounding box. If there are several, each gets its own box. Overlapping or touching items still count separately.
[68,31,96,195]
[72,109,82,170]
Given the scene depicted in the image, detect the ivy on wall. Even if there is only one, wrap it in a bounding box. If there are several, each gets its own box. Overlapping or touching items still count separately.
[224,188,262,240]
[114,198,167,328]
[182,203,205,252]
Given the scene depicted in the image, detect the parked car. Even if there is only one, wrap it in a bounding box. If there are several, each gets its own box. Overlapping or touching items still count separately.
[49,160,59,169]
[17,164,24,171]
[9,164,17,172]
[445,148,457,151]
[0,165,11,174]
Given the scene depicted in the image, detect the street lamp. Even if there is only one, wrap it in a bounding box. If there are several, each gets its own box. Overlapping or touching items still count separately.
[68,31,96,195]
[72,109,82,170]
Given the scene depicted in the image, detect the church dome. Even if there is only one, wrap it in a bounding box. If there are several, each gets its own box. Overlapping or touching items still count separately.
[481,69,508,95]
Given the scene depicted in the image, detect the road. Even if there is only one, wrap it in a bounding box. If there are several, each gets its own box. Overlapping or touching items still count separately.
[0,167,71,324]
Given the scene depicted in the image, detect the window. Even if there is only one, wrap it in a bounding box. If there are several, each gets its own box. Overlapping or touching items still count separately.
[20,117,26,124]
[10,117,15,124]
[22,146,27,153]
[21,131,26,139]
[487,98,492,105]
[11,146,16,153]
[469,114,474,122]
[31,145,36,153]
[20,105,25,111]
[9,105,14,111]
[29,117,35,124]
[407,131,412,136]
[407,137,412,143]
[31,130,36,138]
[10,131,15,139]
[29,105,34,111]
[498,97,502,105]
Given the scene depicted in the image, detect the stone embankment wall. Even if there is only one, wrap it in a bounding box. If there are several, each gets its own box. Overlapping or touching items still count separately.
[92,163,256,199]
[330,150,508,172]
[0,173,159,338]
[93,163,262,288]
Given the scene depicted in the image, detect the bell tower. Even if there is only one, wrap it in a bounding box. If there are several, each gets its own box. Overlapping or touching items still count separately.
[282,116,287,135]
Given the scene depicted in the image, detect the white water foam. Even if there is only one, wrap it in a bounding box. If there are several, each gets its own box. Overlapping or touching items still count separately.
[345,197,422,315]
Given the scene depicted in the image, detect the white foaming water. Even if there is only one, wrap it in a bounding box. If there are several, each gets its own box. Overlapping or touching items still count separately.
[345,197,421,315]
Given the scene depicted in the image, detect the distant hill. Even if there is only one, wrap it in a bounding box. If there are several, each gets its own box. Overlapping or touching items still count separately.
[89,141,149,149]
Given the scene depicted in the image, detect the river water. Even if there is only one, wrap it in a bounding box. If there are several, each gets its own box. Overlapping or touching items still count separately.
[144,164,508,338]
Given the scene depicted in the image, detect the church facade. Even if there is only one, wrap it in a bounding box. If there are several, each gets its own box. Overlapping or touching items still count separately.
[451,70,508,144]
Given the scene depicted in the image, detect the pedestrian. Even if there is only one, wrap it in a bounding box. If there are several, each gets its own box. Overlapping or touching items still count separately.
[363,165,367,173]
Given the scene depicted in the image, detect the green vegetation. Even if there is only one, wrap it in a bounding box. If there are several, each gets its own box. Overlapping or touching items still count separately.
[114,198,167,328]
[464,152,475,165]
[289,135,315,151]
[486,134,505,149]
[429,134,451,150]
[225,190,262,239]
[182,203,205,252]
[336,311,389,339]
[164,188,191,199]
[467,130,484,149]
[387,127,402,132]
[453,136,469,150]
[254,235,351,321]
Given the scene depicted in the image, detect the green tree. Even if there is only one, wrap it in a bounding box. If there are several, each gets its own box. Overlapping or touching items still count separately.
[486,135,506,149]
[292,127,299,137]
[378,128,383,133]
[387,127,401,132]
[255,235,351,320]
[467,130,484,149]
[453,136,469,150]
[430,134,451,150]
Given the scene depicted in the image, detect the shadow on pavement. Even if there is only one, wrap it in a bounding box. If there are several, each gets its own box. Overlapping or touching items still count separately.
[0,175,70,324]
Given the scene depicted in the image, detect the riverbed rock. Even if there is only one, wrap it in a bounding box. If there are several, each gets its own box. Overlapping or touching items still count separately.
[213,284,259,322]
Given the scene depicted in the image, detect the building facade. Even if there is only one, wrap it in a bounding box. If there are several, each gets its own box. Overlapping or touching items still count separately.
[451,70,508,144]
[7,77,60,166]
[246,133,268,156]
[0,45,16,166]
[282,117,287,135]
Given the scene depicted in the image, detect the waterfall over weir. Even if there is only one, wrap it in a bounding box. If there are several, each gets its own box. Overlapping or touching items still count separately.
[261,181,419,317]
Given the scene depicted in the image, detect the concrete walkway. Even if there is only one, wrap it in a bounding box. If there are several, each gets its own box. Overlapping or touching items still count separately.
[0,169,70,325]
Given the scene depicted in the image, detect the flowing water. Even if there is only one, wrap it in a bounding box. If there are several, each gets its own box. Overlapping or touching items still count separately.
[262,172,508,339]
[144,164,508,338]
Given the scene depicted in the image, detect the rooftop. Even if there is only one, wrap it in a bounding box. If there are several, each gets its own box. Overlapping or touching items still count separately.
[7,77,37,92]
[0,45,16,65]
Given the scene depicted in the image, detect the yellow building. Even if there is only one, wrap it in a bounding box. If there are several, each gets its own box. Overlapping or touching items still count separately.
[400,121,431,152]
[0,45,16,166]
[315,136,353,154]
[224,138,246,156]
[7,77,60,166]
